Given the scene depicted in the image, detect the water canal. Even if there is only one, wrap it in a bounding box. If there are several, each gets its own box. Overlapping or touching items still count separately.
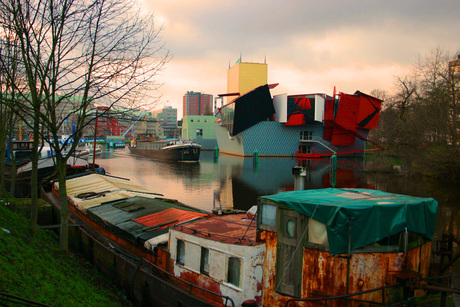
[97,147,459,303]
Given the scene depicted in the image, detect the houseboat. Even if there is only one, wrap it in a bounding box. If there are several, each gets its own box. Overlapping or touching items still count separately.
[129,139,201,162]
[41,172,455,306]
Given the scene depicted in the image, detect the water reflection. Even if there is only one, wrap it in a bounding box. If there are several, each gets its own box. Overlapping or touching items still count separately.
[98,148,379,212]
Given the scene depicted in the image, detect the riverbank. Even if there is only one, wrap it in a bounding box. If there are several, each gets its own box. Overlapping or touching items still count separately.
[365,146,460,183]
[0,198,132,307]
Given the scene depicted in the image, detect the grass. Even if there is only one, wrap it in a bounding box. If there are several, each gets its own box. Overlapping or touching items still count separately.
[0,198,132,307]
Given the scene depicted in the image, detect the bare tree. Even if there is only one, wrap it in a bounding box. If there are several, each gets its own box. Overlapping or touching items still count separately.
[1,0,169,249]
[0,9,27,199]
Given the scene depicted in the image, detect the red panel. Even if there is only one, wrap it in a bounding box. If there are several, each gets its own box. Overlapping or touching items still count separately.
[295,97,312,109]
[134,208,207,230]
[285,112,305,125]
[323,99,334,140]
[356,92,382,129]
[331,93,360,145]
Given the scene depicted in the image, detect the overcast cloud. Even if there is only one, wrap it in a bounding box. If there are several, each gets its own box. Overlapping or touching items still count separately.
[138,0,460,118]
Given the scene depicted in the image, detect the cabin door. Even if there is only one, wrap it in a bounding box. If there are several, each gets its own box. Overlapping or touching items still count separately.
[275,209,305,297]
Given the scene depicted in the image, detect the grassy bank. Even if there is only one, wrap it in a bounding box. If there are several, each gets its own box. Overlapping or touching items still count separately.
[0,199,132,307]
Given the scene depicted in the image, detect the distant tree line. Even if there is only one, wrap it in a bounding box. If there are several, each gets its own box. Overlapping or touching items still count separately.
[370,48,460,181]
[0,0,169,250]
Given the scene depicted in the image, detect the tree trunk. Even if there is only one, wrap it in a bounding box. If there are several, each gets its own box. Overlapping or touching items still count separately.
[0,122,6,197]
[28,119,40,235]
[57,157,69,251]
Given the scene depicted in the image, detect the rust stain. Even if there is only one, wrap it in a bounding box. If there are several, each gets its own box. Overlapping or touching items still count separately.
[175,214,260,246]
[179,270,224,305]
[260,227,432,307]
[134,208,207,230]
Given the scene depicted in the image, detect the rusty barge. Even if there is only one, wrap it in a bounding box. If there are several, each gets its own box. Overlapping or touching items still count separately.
[43,172,456,306]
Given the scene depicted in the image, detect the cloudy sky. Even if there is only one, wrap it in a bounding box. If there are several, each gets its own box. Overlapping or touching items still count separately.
[139,0,460,118]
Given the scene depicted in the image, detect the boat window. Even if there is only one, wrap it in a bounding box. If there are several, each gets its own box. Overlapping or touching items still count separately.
[200,247,209,275]
[227,257,241,287]
[286,219,296,237]
[176,239,185,265]
[260,203,277,230]
[307,218,329,248]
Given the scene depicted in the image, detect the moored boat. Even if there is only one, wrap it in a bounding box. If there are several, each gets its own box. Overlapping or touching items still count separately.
[43,172,456,306]
[128,139,201,162]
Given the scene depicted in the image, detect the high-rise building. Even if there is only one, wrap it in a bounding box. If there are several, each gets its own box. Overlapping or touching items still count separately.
[183,91,213,116]
[227,62,267,97]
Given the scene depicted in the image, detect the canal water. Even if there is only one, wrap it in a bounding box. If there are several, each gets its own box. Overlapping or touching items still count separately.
[97,147,459,303]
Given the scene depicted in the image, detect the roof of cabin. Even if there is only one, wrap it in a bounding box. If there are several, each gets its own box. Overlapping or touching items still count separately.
[259,188,438,255]
[173,213,261,246]
[57,174,210,244]
[87,196,209,243]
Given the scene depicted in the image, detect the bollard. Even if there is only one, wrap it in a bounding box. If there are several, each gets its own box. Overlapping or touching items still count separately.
[253,149,259,163]
[214,147,219,158]
[330,153,337,171]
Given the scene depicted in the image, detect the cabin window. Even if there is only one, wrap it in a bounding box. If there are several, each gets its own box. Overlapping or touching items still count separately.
[260,203,277,230]
[196,129,203,137]
[307,218,329,248]
[176,239,185,265]
[286,219,296,237]
[227,257,241,287]
[200,247,209,275]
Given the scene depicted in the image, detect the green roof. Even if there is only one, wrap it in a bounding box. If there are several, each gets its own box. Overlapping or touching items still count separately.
[259,188,438,255]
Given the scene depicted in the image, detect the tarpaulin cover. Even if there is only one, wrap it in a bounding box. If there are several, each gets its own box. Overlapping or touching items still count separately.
[259,188,438,255]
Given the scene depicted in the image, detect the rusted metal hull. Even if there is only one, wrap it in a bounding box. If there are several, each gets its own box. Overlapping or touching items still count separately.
[259,230,433,307]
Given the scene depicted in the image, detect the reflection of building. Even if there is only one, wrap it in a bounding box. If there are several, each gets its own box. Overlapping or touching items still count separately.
[183,91,213,116]
[215,62,382,157]
[181,115,218,150]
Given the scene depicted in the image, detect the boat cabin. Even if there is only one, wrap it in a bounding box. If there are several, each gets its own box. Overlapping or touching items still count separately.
[168,188,438,306]
[256,188,438,306]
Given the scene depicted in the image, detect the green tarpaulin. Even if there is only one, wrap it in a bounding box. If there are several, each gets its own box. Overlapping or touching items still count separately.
[259,188,438,255]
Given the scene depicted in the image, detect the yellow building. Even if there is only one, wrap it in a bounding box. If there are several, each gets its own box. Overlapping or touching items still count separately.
[227,62,267,97]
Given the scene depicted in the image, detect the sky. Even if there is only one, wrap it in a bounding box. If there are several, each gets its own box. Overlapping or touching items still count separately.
[138,0,460,119]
